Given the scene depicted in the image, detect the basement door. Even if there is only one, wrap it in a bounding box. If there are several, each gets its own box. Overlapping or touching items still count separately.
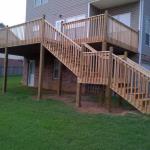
[28,60,35,87]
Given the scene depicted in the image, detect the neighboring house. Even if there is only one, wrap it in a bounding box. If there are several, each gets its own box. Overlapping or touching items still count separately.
[0,0,150,113]
[0,23,23,76]
[0,56,23,76]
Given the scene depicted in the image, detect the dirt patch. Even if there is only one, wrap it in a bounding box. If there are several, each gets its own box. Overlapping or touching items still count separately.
[34,93,139,116]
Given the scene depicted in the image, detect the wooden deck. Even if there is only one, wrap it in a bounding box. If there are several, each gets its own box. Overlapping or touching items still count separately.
[0,16,149,114]
[62,13,138,53]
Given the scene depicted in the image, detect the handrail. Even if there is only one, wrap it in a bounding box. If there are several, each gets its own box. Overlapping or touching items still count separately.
[113,54,150,79]
[126,58,150,77]
[108,15,138,33]
[62,13,138,52]
[0,18,43,31]
[45,20,81,50]
[82,43,97,52]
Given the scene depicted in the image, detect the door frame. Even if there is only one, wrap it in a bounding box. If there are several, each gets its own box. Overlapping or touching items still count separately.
[28,60,35,87]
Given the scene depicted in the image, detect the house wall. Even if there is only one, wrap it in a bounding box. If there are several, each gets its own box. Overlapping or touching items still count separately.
[106,2,140,30]
[140,0,150,67]
[26,0,140,31]
[23,52,78,93]
[26,0,94,25]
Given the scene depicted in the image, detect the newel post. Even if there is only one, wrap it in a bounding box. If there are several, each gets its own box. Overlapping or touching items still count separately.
[2,26,9,94]
[123,51,128,61]
[56,20,64,96]
[105,47,113,112]
[37,15,46,100]
[102,10,108,51]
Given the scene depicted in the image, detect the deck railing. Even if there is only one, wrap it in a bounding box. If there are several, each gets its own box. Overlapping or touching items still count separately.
[62,13,139,52]
[44,20,82,75]
[0,18,42,48]
[111,54,150,113]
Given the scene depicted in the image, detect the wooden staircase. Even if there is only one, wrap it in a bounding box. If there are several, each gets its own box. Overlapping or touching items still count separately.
[0,18,149,114]
[43,20,150,114]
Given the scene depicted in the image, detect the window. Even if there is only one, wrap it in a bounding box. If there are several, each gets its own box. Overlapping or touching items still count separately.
[53,60,60,79]
[34,0,48,7]
[145,17,150,47]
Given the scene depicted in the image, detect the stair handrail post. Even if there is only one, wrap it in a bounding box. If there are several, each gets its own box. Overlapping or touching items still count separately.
[105,46,113,112]
[104,10,109,42]
[123,51,128,61]
[41,14,46,44]
[108,47,113,87]
[80,44,84,78]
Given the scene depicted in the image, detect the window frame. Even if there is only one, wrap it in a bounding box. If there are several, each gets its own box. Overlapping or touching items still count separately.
[34,0,48,7]
[53,59,60,80]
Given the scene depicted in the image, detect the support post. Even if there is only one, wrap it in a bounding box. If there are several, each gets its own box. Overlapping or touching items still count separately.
[57,62,62,96]
[105,47,113,112]
[76,82,82,107]
[2,47,8,94]
[123,51,128,61]
[98,86,105,107]
[2,26,8,94]
[102,10,108,51]
[37,44,45,100]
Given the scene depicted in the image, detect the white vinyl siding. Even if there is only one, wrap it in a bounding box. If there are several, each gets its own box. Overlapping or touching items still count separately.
[113,13,131,27]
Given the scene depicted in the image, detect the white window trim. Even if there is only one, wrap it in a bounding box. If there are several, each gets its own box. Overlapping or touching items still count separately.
[53,60,60,80]
[34,0,48,7]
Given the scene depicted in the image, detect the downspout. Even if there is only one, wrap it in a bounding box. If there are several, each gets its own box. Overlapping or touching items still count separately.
[139,0,144,64]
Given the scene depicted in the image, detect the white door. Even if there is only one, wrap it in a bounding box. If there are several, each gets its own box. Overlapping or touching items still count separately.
[28,60,35,87]
[55,20,64,31]
[113,13,131,27]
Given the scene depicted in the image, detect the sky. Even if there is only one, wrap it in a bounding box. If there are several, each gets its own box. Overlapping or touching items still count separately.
[0,0,26,26]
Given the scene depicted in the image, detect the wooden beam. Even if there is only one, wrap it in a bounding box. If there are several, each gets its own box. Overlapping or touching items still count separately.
[105,47,113,112]
[76,82,82,107]
[2,47,8,94]
[37,44,45,100]
[57,62,62,96]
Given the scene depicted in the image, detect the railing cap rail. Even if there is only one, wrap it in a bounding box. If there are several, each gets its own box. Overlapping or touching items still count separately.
[0,17,43,31]
[45,20,82,50]
[112,53,150,79]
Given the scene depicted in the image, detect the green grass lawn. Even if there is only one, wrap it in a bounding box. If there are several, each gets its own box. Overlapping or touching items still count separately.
[0,76,150,150]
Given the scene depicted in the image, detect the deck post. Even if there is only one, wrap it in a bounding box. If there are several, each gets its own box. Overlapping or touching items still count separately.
[105,47,113,112]
[102,42,107,51]
[2,47,8,94]
[37,15,45,100]
[98,86,106,107]
[57,62,62,96]
[37,44,45,100]
[76,81,82,107]
[2,26,9,94]
[123,51,128,61]
[102,11,108,51]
